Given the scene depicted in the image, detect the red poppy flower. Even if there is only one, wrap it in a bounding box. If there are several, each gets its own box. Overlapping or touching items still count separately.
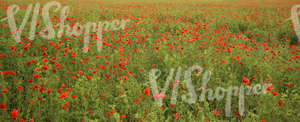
[173,113,179,119]
[19,118,25,122]
[242,77,250,84]
[1,88,8,93]
[214,109,219,116]
[10,109,18,119]
[87,76,92,80]
[278,100,284,106]
[285,83,291,87]
[266,86,272,91]
[33,73,40,79]
[123,76,128,81]
[47,88,52,94]
[88,109,93,114]
[143,88,150,96]
[272,91,278,96]
[42,65,48,71]
[0,104,5,110]
[120,115,126,118]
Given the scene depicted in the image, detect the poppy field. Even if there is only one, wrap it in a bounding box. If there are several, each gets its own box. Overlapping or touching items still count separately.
[0,0,299,121]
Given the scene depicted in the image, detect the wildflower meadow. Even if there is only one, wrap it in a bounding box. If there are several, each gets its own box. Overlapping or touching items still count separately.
[0,0,299,121]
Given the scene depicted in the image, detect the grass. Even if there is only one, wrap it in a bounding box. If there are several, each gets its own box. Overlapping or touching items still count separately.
[0,0,299,121]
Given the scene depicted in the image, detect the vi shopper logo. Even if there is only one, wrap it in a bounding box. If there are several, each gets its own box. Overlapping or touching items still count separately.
[287,4,300,41]
[1,1,130,53]
[147,65,272,117]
